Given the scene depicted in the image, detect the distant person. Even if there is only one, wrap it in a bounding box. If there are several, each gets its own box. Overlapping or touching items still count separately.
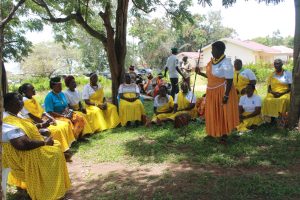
[195,41,239,143]
[144,73,155,96]
[233,59,257,98]
[236,84,263,133]
[164,47,185,98]
[262,59,292,123]
[128,65,137,83]
[180,56,192,90]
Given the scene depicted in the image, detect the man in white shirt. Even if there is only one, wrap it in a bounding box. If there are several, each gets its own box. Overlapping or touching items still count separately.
[164,47,185,98]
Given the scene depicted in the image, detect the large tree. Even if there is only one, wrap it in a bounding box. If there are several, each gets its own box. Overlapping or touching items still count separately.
[30,0,194,104]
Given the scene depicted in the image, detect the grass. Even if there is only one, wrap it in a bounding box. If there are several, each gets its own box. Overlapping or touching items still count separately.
[7,79,300,200]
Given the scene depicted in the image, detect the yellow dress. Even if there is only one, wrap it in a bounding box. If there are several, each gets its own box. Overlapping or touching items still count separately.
[87,88,120,131]
[236,112,263,132]
[152,95,174,122]
[233,70,257,99]
[119,84,145,126]
[169,91,198,120]
[262,72,291,117]
[23,97,75,152]
[3,115,71,200]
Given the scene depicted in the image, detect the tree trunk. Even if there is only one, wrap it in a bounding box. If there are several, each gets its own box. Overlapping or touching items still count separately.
[0,25,4,200]
[102,0,129,105]
[288,0,300,129]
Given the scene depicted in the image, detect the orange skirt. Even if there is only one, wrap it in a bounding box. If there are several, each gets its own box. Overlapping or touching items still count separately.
[205,85,239,137]
[56,113,85,139]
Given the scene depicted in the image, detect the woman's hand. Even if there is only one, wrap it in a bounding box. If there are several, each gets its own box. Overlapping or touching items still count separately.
[44,136,54,146]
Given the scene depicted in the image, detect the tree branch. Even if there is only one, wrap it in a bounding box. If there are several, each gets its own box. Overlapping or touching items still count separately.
[132,0,153,13]
[0,0,26,28]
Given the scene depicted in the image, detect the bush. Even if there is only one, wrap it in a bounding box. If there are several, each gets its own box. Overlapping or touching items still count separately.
[245,62,273,83]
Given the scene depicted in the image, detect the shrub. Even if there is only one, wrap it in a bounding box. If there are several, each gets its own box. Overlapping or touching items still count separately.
[245,62,273,83]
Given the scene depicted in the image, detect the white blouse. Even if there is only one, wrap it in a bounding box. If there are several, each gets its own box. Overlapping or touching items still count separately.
[272,70,292,85]
[238,69,257,80]
[154,95,171,108]
[239,94,261,113]
[212,58,234,79]
[82,84,102,100]
[118,83,140,94]
[63,89,81,106]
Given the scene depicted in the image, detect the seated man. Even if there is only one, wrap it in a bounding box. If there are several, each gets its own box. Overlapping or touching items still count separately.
[3,92,70,200]
[118,73,145,126]
[169,82,197,120]
[151,85,174,125]
[262,59,292,123]
[233,59,257,98]
[236,84,263,133]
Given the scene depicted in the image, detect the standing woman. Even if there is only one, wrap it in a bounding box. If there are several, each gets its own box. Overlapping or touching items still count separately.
[44,76,90,139]
[196,41,239,142]
[82,73,120,131]
[19,83,75,154]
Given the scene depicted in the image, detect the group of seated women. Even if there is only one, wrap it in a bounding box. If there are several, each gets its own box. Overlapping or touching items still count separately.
[233,58,292,133]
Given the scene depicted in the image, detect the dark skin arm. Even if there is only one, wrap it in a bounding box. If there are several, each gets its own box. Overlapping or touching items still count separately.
[195,67,207,78]
[28,113,51,129]
[223,79,233,104]
[173,103,195,113]
[119,93,139,102]
[154,107,173,115]
[240,107,261,121]
[10,136,54,151]
[268,84,291,98]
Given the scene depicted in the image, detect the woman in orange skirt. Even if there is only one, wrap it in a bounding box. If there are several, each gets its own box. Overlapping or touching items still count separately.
[196,41,239,143]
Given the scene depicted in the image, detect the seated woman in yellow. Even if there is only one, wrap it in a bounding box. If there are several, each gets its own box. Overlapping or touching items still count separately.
[44,76,91,139]
[262,59,292,122]
[169,82,197,120]
[118,73,145,126]
[19,83,75,157]
[237,84,263,133]
[3,92,70,200]
[233,59,257,98]
[152,85,174,125]
[81,73,120,131]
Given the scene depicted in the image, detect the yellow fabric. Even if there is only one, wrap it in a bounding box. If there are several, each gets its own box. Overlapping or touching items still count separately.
[236,112,263,132]
[119,94,145,126]
[88,88,120,130]
[169,92,197,120]
[268,73,290,93]
[3,115,70,200]
[233,71,257,98]
[23,97,44,118]
[262,75,291,117]
[73,111,93,135]
[152,96,174,122]
[23,97,75,152]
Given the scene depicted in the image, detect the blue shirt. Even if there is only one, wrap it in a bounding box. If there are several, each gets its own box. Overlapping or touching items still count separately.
[44,91,68,114]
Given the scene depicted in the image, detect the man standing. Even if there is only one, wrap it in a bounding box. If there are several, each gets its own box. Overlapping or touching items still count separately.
[164,47,185,98]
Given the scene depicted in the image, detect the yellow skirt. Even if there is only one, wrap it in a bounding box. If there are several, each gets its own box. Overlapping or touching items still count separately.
[119,99,145,126]
[152,113,174,123]
[86,104,120,132]
[4,141,70,200]
[168,108,198,121]
[47,120,75,152]
[262,93,290,117]
[74,111,94,135]
[236,112,263,132]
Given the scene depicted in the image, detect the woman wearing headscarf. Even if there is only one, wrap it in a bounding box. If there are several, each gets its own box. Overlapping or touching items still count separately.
[82,73,120,131]
[44,76,91,139]
[195,41,239,143]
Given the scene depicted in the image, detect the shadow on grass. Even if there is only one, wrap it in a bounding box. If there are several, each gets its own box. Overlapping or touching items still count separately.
[124,122,300,168]
[68,164,300,200]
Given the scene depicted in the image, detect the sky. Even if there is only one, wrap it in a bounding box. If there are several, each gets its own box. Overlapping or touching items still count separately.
[25,0,295,44]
